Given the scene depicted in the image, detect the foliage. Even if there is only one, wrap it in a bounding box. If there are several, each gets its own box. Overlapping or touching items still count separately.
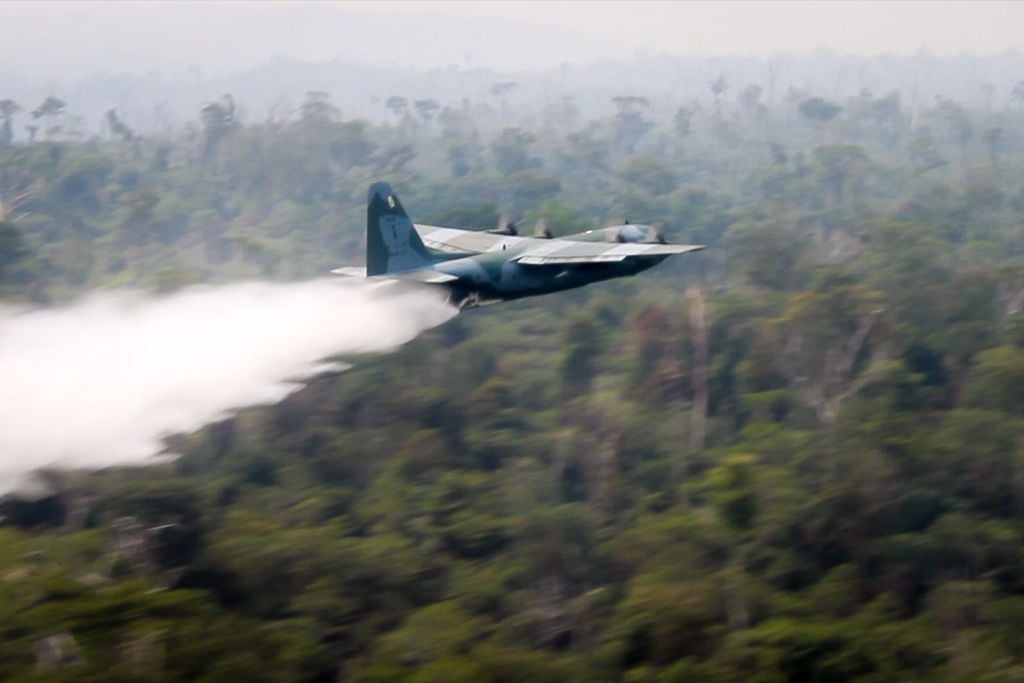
[3,69,1024,681]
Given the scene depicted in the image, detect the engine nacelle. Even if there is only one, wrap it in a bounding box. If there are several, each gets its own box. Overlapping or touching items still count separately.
[612,224,664,244]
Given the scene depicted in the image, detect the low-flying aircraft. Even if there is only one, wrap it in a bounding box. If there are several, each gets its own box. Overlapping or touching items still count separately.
[334,181,704,309]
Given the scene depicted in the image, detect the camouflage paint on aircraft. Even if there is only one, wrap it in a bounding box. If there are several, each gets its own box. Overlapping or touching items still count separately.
[336,182,704,309]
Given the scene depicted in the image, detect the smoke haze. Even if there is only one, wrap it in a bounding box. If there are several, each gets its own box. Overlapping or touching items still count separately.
[0,279,455,490]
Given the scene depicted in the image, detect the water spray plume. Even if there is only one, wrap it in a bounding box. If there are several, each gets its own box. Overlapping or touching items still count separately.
[0,279,456,491]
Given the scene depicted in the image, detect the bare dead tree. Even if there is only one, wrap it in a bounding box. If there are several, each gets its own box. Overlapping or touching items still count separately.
[686,285,709,453]
[995,266,1024,316]
[580,403,621,512]
[781,308,886,425]
[0,189,33,222]
[109,516,185,588]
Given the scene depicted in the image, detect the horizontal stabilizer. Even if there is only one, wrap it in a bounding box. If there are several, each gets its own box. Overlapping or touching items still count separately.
[331,266,367,277]
[403,271,460,284]
[332,265,457,285]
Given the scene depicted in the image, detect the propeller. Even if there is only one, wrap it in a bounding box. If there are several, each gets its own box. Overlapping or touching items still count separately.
[488,213,518,236]
[533,218,553,239]
[651,221,668,244]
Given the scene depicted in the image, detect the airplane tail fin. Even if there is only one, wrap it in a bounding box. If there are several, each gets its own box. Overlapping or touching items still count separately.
[366,181,435,276]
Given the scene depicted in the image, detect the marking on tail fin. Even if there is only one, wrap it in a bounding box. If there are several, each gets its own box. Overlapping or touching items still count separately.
[366,181,435,275]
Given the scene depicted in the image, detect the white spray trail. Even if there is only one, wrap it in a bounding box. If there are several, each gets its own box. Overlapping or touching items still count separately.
[0,279,456,491]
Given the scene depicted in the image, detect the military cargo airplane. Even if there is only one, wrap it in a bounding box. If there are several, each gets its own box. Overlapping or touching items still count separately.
[333,182,704,309]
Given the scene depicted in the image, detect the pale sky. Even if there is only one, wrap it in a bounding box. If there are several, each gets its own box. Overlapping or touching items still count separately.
[354,1,1024,57]
[0,1,1021,81]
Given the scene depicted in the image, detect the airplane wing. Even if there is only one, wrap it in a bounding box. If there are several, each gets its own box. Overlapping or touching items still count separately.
[515,242,704,265]
[415,224,705,265]
[415,224,527,254]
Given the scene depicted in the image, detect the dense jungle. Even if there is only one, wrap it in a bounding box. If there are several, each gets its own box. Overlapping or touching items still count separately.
[2,56,1024,682]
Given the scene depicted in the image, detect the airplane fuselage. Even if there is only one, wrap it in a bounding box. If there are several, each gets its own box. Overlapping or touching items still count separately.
[432,244,669,306]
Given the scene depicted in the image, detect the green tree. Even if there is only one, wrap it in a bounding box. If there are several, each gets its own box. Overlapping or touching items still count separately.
[564,129,610,170]
[300,91,340,124]
[385,95,409,119]
[104,108,135,142]
[964,346,1024,415]
[612,95,653,153]
[31,95,66,139]
[200,94,239,161]
[0,220,30,288]
[674,106,693,138]
[413,99,440,124]
[799,97,842,126]
[561,313,607,397]
[492,127,537,174]
[812,144,868,205]
[738,83,765,117]
[620,156,678,196]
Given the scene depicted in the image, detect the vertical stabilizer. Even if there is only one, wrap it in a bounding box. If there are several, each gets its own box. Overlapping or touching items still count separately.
[366,182,434,276]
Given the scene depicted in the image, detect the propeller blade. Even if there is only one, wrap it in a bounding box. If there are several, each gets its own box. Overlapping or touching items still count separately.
[489,213,518,236]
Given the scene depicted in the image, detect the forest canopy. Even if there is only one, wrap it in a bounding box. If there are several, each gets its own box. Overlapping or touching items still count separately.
[2,54,1024,682]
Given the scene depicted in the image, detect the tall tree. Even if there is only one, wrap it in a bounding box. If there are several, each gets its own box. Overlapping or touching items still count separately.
[414,99,440,124]
[799,97,842,126]
[490,81,518,122]
[300,91,340,124]
[199,94,238,161]
[0,99,20,144]
[31,96,65,139]
[491,127,537,175]
[104,108,135,142]
[611,95,652,153]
